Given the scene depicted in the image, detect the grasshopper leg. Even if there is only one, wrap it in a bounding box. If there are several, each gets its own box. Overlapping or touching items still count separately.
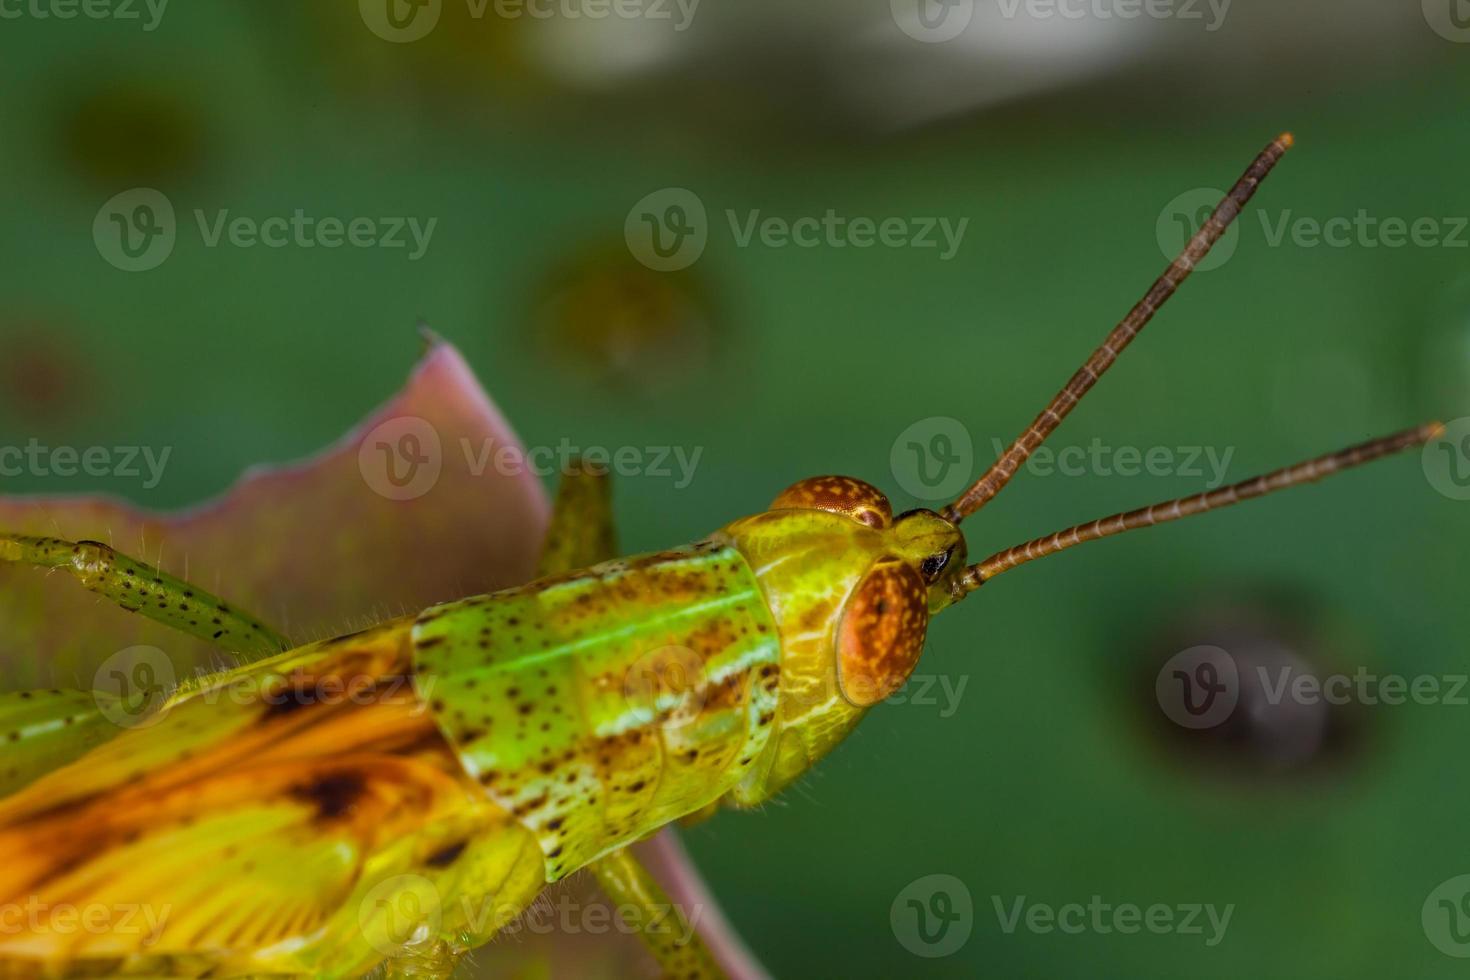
[0,532,290,656]
[591,847,727,980]
[536,460,617,576]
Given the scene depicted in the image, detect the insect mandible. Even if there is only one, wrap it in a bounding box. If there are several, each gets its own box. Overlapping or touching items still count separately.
[0,134,1445,978]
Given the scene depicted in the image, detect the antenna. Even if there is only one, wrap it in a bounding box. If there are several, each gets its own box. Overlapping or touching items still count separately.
[944,133,1295,524]
[955,422,1442,594]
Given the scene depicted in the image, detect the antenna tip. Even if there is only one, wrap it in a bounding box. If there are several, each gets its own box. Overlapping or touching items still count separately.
[1277,132,1295,149]
[1426,420,1447,441]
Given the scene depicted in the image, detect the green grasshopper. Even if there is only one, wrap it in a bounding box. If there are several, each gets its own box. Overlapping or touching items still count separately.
[0,134,1445,978]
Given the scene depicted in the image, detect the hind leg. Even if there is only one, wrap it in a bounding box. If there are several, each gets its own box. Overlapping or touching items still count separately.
[1,533,289,656]
[536,460,618,576]
[0,536,288,797]
[591,847,726,979]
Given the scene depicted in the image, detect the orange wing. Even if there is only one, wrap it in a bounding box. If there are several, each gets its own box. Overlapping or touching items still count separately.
[0,624,490,973]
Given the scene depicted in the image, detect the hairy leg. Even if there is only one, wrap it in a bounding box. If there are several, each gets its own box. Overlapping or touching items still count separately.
[1,533,289,656]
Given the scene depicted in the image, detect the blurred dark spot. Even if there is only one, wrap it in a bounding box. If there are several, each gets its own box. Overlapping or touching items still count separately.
[1139,592,1366,780]
[0,322,94,426]
[57,84,205,187]
[530,243,716,391]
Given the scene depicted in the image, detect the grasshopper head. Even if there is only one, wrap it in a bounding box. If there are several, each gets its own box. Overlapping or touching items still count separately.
[720,476,966,804]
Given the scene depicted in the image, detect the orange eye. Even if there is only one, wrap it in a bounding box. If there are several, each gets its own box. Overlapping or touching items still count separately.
[836,558,928,706]
[770,476,892,529]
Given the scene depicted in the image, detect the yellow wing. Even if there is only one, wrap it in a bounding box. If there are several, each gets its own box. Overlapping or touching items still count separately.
[0,625,492,972]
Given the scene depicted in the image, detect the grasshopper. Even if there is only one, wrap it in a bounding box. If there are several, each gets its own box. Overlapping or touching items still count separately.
[0,134,1445,978]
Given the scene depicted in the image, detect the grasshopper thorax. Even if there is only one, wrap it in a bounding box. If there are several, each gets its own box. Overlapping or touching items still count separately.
[719,476,967,804]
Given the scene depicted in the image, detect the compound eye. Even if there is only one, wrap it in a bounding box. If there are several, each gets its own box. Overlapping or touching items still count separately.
[770,476,892,529]
[836,558,928,706]
[919,547,953,583]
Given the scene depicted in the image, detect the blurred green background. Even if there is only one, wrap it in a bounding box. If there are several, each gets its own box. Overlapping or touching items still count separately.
[2,2,1469,977]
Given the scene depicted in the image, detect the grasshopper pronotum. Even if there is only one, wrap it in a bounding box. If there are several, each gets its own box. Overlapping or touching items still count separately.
[0,134,1443,978]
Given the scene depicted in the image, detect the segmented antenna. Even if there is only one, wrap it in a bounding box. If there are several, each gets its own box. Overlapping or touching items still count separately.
[956,422,1442,593]
[943,133,1295,524]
